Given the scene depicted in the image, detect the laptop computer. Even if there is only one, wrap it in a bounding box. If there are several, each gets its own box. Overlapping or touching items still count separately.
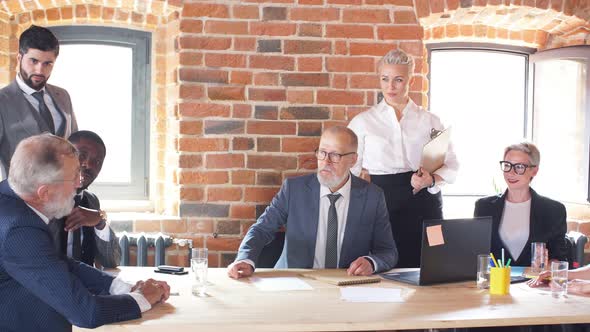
[382,217,492,286]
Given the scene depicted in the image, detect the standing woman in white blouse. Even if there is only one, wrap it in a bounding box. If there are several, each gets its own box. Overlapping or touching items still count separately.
[348,49,459,268]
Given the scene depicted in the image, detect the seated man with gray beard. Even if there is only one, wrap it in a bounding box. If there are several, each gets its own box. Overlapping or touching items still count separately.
[0,133,170,332]
[228,126,398,279]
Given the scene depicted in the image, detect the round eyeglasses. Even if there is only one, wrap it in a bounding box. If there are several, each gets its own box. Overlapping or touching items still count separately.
[499,161,536,175]
[315,149,356,163]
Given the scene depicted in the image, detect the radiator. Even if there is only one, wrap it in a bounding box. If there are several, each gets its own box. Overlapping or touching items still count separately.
[118,232,192,266]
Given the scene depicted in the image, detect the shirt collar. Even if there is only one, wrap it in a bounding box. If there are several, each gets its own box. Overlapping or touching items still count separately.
[379,98,419,117]
[320,173,352,200]
[25,203,50,225]
[16,73,46,96]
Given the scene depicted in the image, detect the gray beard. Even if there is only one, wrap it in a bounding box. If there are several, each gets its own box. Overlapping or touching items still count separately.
[317,171,349,189]
[45,195,75,219]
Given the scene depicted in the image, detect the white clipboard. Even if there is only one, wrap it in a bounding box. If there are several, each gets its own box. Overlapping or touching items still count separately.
[420,127,451,174]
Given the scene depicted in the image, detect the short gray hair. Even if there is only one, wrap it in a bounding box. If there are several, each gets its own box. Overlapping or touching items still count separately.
[504,142,540,166]
[378,49,415,74]
[323,126,358,152]
[8,134,78,197]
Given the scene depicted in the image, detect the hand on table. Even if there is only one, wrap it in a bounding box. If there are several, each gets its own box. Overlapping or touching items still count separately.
[527,270,551,287]
[347,257,374,276]
[567,279,590,296]
[227,261,254,279]
[133,278,171,305]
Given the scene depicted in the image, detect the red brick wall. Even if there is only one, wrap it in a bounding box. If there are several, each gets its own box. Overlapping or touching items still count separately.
[0,0,589,267]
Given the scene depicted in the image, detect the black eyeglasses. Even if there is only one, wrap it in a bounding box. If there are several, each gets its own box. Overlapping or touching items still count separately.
[499,161,536,175]
[315,149,356,163]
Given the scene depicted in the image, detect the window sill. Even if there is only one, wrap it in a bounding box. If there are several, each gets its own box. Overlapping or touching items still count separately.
[101,199,154,213]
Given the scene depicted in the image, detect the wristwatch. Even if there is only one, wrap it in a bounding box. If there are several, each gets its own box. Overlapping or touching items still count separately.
[96,210,108,229]
[98,209,108,222]
[429,178,436,188]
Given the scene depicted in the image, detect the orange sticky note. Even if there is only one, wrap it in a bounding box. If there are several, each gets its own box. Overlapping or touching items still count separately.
[426,225,445,247]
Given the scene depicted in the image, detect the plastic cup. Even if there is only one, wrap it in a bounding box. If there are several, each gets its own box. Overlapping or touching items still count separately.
[489,267,511,295]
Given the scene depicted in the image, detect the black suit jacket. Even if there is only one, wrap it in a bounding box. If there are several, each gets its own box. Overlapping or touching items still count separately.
[50,191,121,268]
[474,188,568,266]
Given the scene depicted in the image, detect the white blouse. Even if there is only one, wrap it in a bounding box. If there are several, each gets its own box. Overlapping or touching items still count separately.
[348,99,459,193]
[499,199,531,260]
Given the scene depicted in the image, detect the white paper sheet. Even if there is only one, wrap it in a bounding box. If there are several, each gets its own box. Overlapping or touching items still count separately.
[250,277,313,291]
[340,287,404,302]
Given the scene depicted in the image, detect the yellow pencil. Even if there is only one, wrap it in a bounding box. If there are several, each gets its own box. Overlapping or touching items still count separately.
[490,252,500,268]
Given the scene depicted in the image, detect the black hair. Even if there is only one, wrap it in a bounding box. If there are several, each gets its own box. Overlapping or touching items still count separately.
[68,130,106,154]
[19,25,60,56]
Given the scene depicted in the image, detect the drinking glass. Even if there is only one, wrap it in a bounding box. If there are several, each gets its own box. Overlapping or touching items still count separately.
[550,261,568,299]
[191,248,208,297]
[530,242,546,274]
[477,254,491,289]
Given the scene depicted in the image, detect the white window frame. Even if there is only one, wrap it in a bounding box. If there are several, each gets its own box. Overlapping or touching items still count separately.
[428,43,590,205]
[49,26,151,201]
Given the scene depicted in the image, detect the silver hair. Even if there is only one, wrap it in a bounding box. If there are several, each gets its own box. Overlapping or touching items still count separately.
[8,133,78,197]
[504,142,540,166]
[378,49,415,74]
[323,125,358,151]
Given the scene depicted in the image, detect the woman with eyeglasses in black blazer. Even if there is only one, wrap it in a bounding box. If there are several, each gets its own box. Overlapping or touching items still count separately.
[474,142,568,267]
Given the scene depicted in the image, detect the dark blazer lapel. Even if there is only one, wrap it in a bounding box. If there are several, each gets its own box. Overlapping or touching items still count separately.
[303,175,321,266]
[340,175,365,266]
[526,188,539,249]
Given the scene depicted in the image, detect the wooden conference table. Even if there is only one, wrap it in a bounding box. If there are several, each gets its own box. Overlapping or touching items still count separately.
[75,267,590,332]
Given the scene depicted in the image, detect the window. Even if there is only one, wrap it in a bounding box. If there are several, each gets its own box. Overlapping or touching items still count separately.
[429,44,590,204]
[49,26,151,200]
[530,47,590,203]
[429,45,531,197]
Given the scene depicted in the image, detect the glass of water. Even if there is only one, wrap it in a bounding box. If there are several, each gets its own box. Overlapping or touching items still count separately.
[530,242,546,274]
[550,261,568,298]
[476,254,491,289]
[191,248,208,297]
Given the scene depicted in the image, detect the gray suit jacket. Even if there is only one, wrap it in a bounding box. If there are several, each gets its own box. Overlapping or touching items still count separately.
[0,80,78,174]
[236,174,398,273]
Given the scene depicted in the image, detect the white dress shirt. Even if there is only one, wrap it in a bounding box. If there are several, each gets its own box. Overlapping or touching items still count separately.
[16,73,65,132]
[499,199,531,260]
[66,224,111,257]
[65,193,111,258]
[348,99,459,194]
[313,176,352,268]
[25,203,151,313]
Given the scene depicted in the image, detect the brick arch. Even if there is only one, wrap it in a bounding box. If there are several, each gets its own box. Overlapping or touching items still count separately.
[415,0,590,49]
[0,1,183,215]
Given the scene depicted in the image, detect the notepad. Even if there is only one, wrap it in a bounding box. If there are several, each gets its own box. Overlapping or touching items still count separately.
[301,270,381,286]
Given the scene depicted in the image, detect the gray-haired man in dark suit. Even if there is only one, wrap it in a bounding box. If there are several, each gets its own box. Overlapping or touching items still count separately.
[228,126,398,279]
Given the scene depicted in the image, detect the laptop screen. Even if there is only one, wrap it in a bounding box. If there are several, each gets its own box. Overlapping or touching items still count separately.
[418,217,492,285]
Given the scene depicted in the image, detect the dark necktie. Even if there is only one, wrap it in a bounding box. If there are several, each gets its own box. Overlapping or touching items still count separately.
[32,91,55,134]
[325,193,341,269]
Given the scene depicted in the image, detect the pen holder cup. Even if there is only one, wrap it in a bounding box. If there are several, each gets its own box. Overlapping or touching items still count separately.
[489,267,510,295]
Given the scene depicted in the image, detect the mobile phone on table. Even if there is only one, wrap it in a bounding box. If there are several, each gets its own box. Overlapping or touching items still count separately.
[154,265,188,275]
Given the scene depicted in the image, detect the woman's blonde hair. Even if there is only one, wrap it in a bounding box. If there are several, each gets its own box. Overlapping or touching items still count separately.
[504,142,540,166]
[378,49,415,74]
